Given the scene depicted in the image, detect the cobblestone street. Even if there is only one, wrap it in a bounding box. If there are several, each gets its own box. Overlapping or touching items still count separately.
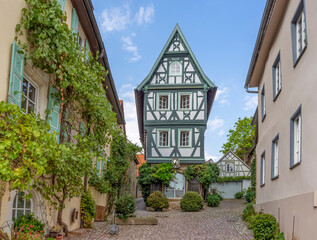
[65,199,253,240]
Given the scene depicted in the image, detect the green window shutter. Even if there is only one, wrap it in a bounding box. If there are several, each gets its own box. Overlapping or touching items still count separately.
[8,42,24,107]
[57,0,66,12]
[79,122,87,137]
[101,161,105,177]
[85,39,90,60]
[96,160,101,177]
[47,86,61,143]
[62,108,69,141]
[71,8,79,34]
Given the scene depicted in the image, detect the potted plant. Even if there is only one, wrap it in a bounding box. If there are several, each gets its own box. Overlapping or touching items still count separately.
[146,191,169,211]
[49,225,63,238]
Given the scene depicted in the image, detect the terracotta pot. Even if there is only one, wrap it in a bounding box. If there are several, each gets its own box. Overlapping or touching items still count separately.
[56,235,63,240]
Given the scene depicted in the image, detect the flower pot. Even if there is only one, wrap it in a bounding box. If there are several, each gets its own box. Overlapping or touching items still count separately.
[155,208,162,212]
[56,234,63,240]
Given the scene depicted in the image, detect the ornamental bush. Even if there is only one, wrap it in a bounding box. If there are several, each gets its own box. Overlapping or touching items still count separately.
[207,193,221,207]
[242,203,255,223]
[13,213,45,239]
[245,187,255,203]
[180,191,204,212]
[251,214,278,240]
[115,194,136,219]
[234,191,244,199]
[146,191,169,210]
[80,191,96,228]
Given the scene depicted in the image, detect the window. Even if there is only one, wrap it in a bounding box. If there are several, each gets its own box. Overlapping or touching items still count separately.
[271,135,279,179]
[180,131,190,147]
[22,77,37,114]
[158,130,169,147]
[291,0,307,65]
[290,106,302,168]
[179,94,191,110]
[261,85,266,120]
[169,61,182,76]
[165,173,186,198]
[158,94,169,110]
[272,53,282,99]
[260,152,265,187]
[226,163,234,172]
[12,192,32,220]
[78,35,83,51]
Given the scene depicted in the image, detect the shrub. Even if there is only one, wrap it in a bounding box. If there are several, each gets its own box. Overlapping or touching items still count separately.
[115,194,136,219]
[13,213,45,239]
[207,193,221,207]
[235,191,244,199]
[242,203,255,223]
[245,187,255,203]
[251,214,278,240]
[80,191,96,228]
[180,191,204,212]
[146,191,169,210]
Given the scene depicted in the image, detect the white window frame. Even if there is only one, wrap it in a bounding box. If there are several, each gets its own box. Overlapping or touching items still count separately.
[169,61,182,76]
[11,192,33,220]
[178,92,192,110]
[21,75,38,114]
[226,163,234,172]
[272,53,282,100]
[290,106,302,168]
[260,151,265,187]
[261,85,266,121]
[157,129,170,148]
[271,134,279,179]
[178,129,192,148]
[164,173,186,199]
[157,93,170,111]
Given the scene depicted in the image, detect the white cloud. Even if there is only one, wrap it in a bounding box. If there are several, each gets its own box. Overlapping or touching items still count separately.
[218,130,225,136]
[135,4,155,25]
[122,34,141,62]
[101,3,130,32]
[244,95,258,111]
[215,87,230,105]
[119,84,141,146]
[207,116,224,132]
[205,152,221,162]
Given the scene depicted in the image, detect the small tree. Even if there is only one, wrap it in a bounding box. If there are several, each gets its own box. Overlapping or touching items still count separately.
[220,116,255,160]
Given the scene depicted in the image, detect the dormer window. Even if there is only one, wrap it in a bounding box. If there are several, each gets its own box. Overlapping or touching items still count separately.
[170,61,182,76]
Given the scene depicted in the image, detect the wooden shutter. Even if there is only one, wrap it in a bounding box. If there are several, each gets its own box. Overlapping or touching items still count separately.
[57,0,65,12]
[85,40,90,60]
[79,122,87,137]
[71,8,79,34]
[8,42,24,107]
[47,86,61,143]
[188,177,200,194]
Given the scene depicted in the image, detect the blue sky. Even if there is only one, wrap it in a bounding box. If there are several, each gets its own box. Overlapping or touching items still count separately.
[91,0,266,161]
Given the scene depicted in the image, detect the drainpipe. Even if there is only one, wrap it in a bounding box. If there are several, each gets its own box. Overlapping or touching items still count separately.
[245,85,258,94]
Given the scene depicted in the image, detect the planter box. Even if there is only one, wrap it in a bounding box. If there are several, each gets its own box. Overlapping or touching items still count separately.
[116,217,158,225]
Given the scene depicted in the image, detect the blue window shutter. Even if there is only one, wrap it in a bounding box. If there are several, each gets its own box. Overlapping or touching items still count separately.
[96,160,101,177]
[85,39,90,60]
[47,86,61,143]
[62,108,69,140]
[79,122,87,137]
[71,8,79,34]
[101,161,105,177]
[8,42,24,107]
[57,0,66,12]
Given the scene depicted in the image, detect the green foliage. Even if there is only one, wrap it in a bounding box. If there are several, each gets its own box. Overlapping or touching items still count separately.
[146,191,169,210]
[234,191,244,199]
[80,191,96,228]
[180,191,204,212]
[216,176,251,183]
[0,102,58,191]
[220,117,255,159]
[114,194,136,219]
[137,163,174,202]
[242,203,255,223]
[183,163,219,190]
[245,187,255,203]
[206,193,221,207]
[251,214,278,240]
[274,232,285,240]
[13,214,45,239]
[88,170,108,194]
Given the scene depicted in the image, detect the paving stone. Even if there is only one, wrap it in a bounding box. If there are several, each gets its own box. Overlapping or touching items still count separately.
[65,199,253,240]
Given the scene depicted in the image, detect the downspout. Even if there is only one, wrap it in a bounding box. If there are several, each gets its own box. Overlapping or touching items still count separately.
[245,85,258,93]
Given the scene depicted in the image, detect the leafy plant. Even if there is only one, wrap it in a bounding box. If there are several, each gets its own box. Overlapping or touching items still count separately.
[206,193,221,207]
[80,191,96,228]
[245,187,255,203]
[234,191,244,199]
[146,191,169,210]
[12,214,45,239]
[251,214,278,240]
[217,176,251,183]
[242,203,255,223]
[274,232,285,240]
[180,191,204,212]
[114,194,136,219]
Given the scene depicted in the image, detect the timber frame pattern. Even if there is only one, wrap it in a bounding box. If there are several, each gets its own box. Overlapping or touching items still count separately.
[135,24,217,164]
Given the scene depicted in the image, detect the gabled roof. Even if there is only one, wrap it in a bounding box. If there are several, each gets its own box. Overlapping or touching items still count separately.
[216,150,251,170]
[136,24,216,91]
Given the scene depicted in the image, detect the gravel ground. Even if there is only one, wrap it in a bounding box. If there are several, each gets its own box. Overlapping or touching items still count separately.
[65,199,253,240]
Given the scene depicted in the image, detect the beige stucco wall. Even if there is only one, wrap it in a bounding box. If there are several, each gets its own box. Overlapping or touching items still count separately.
[255,0,317,238]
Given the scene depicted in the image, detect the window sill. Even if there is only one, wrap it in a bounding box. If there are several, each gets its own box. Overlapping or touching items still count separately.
[273,89,282,102]
[293,45,307,68]
[260,183,265,188]
[261,114,266,122]
[290,161,301,170]
[271,175,279,181]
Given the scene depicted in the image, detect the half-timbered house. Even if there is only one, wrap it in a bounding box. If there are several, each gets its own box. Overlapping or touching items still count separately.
[135,24,217,199]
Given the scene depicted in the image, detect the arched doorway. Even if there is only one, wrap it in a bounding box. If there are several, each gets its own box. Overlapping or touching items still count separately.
[165,173,186,199]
